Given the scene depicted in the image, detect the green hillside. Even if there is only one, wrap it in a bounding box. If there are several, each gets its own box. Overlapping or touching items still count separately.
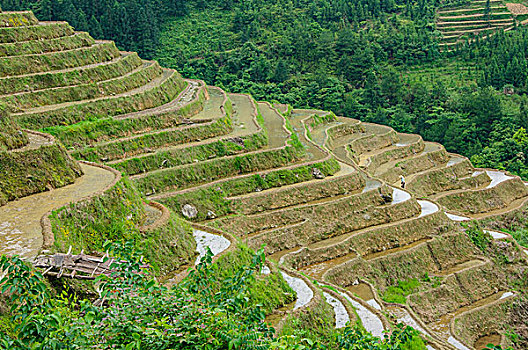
[0,3,527,350]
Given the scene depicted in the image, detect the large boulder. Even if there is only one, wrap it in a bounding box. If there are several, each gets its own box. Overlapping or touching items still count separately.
[182,204,198,219]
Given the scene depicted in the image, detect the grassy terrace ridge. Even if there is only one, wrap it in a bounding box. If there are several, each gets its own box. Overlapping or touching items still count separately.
[437,19,515,26]
[0,111,27,151]
[1,60,163,112]
[1,11,527,350]
[0,21,73,43]
[0,41,120,78]
[0,31,94,57]
[440,23,513,33]
[108,105,267,175]
[44,90,206,148]
[0,11,38,27]
[156,158,341,221]
[132,142,304,195]
[0,129,82,205]
[436,0,515,48]
[42,81,206,148]
[15,69,187,129]
[70,86,230,162]
[0,52,143,95]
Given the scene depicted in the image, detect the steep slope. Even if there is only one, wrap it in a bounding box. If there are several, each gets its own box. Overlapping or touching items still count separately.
[0,9,526,350]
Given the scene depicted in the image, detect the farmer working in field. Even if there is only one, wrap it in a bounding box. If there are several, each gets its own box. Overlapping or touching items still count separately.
[400,175,406,189]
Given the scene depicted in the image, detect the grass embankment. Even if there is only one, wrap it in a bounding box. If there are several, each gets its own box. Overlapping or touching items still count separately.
[279,293,339,347]
[50,177,196,274]
[158,158,340,221]
[0,32,94,57]
[212,245,296,314]
[17,70,187,129]
[43,83,206,149]
[382,278,422,303]
[0,111,27,151]
[112,128,268,175]
[0,41,120,78]
[72,111,233,163]
[0,140,82,206]
[0,53,143,95]
[1,60,163,112]
[0,21,73,43]
[0,11,38,27]
[134,144,305,195]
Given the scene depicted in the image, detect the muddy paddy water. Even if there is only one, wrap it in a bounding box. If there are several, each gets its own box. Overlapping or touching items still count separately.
[418,200,439,217]
[0,164,115,258]
[446,213,470,222]
[337,289,385,338]
[392,188,411,204]
[474,333,501,350]
[193,229,231,265]
[486,171,514,189]
[280,271,313,310]
[386,305,430,336]
[428,291,515,350]
[484,230,510,240]
[323,292,349,328]
[347,282,382,310]
[447,157,465,167]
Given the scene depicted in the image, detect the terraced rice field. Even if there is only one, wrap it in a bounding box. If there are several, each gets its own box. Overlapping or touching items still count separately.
[0,9,527,350]
[437,0,515,50]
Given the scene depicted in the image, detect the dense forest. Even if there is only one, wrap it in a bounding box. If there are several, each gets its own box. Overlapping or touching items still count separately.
[4,0,528,179]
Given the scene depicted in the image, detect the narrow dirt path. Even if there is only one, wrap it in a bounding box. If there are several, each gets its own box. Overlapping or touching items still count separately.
[107,92,258,166]
[0,163,116,258]
[94,86,225,158]
[114,79,201,120]
[9,131,52,152]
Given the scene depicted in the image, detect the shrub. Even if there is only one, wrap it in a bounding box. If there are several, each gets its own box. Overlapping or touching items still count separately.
[382,278,421,304]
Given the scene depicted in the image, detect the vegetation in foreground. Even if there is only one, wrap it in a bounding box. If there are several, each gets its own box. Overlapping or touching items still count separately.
[0,241,427,349]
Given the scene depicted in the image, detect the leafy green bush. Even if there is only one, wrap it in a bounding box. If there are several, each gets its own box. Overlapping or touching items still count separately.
[382,278,421,304]
[464,222,493,252]
[0,246,281,349]
[0,246,426,349]
[338,324,425,349]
